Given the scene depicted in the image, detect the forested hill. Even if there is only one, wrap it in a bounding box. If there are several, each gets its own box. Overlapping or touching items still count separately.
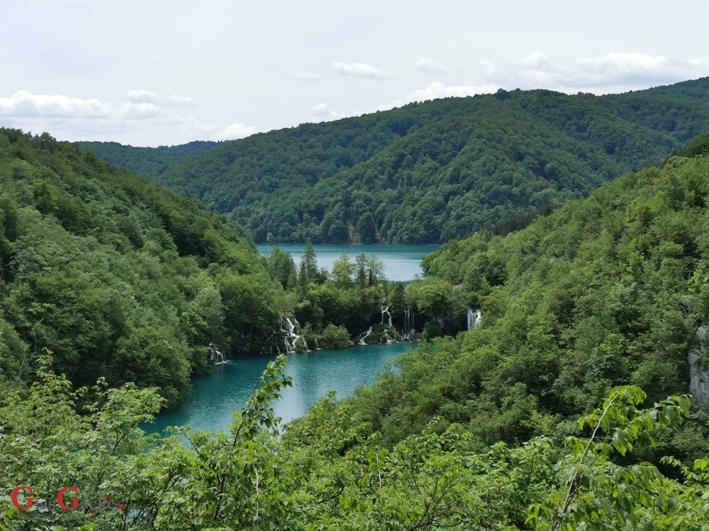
[0,129,282,405]
[78,139,220,178]
[80,77,709,244]
[6,134,709,530]
[337,131,709,454]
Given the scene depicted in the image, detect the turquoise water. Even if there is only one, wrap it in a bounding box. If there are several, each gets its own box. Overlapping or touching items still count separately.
[257,244,439,282]
[146,243,432,433]
[146,343,413,434]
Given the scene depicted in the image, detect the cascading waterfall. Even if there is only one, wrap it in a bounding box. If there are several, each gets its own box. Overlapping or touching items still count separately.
[281,317,306,353]
[402,308,415,341]
[209,343,226,364]
[314,337,321,350]
[357,327,373,345]
[381,329,393,344]
[467,309,482,331]
[381,305,393,327]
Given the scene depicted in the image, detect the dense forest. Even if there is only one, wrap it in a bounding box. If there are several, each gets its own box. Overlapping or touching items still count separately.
[0,129,283,405]
[0,128,466,409]
[81,77,709,244]
[334,133,709,461]
[0,127,476,411]
[78,139,220,178]
[2,132,709,529]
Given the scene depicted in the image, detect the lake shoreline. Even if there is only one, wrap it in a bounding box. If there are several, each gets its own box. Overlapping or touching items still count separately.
[146,342,415,434]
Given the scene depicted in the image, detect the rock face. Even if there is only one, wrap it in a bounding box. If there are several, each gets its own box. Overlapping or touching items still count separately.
[689,326,709,410]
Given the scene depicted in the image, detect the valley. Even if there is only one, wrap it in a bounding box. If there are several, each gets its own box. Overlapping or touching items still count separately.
[3,84,709,529]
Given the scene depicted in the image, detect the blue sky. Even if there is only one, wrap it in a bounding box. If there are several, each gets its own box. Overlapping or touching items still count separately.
[1,0,708,146]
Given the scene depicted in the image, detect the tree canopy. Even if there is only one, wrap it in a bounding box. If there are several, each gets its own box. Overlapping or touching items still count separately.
[330,132,709,459]
[0,129,283,405]
[2,110,709,530]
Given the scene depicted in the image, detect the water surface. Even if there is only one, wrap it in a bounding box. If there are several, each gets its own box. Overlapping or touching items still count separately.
[146,343,413,434]
[257,244,438,282]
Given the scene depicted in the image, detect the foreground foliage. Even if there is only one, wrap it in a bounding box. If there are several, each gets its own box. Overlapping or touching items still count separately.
[0,355,707,530]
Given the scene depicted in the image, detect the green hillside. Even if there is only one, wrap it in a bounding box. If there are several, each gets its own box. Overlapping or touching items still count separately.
[0,129,282,405]
[78,139,220,178]
[337,132,709,454]
[81,77,709,244]
[3,132,709,531]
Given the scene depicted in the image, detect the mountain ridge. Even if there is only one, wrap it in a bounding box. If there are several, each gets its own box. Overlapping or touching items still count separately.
[79,77,709,244]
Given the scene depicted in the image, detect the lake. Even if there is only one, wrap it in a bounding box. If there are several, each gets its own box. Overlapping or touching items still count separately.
[146,244,432,434]
[145,343,413,434]
[256,244,439,282]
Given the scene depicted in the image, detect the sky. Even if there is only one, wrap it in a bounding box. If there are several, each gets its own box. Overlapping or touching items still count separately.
[1,0,708,146]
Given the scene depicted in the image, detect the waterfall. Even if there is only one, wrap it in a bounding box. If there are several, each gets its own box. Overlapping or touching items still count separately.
[381,305,393,327]
[381,329,393,344]
[357,327,373,345]
[314,337,321,350]
[209,343,226,364]
[467,309,482,331]
[286,317,299,353]
[271,325,283,354]
[279,319,292,353]
[281,317,307,353]
[402,308,415,341]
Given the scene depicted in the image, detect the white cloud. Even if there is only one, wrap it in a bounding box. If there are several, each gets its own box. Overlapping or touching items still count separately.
[0,90,111,119]
[378,82,498,111]
[572,52,703,86]
[377,51,704,114]
[309,103,341,121]
[122,102,162,120]
[0,89,254,143]
[295,71,320,81]
[406,82,499,101]
[213,123,257,140]
[128,90,193,107]
[479,52,708,92]
[332,61,386,79]
[126,90,158,104]
[165,94,195,106]
[415,58,445,74]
